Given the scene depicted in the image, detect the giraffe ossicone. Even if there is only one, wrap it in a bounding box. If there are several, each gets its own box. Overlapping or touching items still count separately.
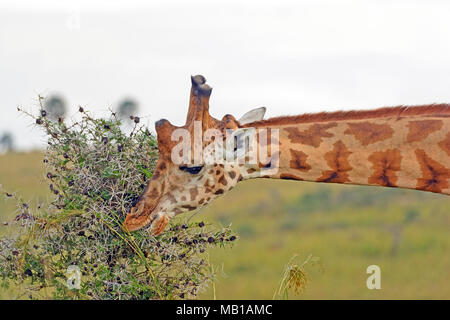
[123,75,450,235]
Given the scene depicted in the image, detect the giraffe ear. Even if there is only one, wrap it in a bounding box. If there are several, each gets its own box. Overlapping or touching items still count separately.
[238,107,266,125]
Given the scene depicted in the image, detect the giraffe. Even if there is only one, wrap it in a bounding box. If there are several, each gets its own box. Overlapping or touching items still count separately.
[123,75,450,235]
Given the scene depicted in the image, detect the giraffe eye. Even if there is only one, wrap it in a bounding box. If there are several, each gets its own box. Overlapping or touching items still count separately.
[179,165,204,174]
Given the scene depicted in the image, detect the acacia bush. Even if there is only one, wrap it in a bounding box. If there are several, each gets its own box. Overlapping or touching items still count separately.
[0,97,237,300]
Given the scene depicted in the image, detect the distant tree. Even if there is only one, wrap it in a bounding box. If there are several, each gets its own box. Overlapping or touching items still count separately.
[117,98,139,122]
[0,132,14,153]
[44,95,67,121]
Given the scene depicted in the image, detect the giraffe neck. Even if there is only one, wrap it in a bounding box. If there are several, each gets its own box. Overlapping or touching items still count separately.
[247,105,450,195]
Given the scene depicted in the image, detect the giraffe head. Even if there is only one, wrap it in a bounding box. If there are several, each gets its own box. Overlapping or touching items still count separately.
[123,75,268,235]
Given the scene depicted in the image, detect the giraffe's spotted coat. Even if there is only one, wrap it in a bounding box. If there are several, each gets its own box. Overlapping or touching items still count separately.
[344,122,394,146]
[368,149,402,187]
[218,174,228,186]
[316,140,352,183]
[407,120,443,143]
[415,149,450,193]
[284,123,337,147]
[289,149,311,172]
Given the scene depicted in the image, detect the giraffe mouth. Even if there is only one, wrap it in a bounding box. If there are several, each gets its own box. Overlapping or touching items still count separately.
[123,194,163,234]
[123,206,170,236]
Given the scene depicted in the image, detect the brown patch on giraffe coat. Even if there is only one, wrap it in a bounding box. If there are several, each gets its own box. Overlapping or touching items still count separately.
[438,132,450,157]
[280,173,303,181]
[228,171,236,179]
[214,189,224,195]
[289,149,312,172]
[189,187,198,201]
[218,175,228,186]
[247,168,257,174]
[181,205,197,211]
[415,149,450,193]
[344,122,394,146]
[285,122,336,147]
[368,149,402,187]
[407,120,443,143]
[317,141,352,183]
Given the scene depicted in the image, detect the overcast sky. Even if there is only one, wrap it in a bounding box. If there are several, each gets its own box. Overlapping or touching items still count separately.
[2,0,450,150]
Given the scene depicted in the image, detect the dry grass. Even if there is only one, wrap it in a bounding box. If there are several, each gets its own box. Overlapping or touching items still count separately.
[273,254,323,299]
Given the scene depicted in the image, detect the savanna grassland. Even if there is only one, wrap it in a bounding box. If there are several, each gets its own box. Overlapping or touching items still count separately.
[1,151,449,299]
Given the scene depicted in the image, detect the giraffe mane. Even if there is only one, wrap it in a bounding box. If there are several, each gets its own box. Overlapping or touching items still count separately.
[242,103,450,127]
